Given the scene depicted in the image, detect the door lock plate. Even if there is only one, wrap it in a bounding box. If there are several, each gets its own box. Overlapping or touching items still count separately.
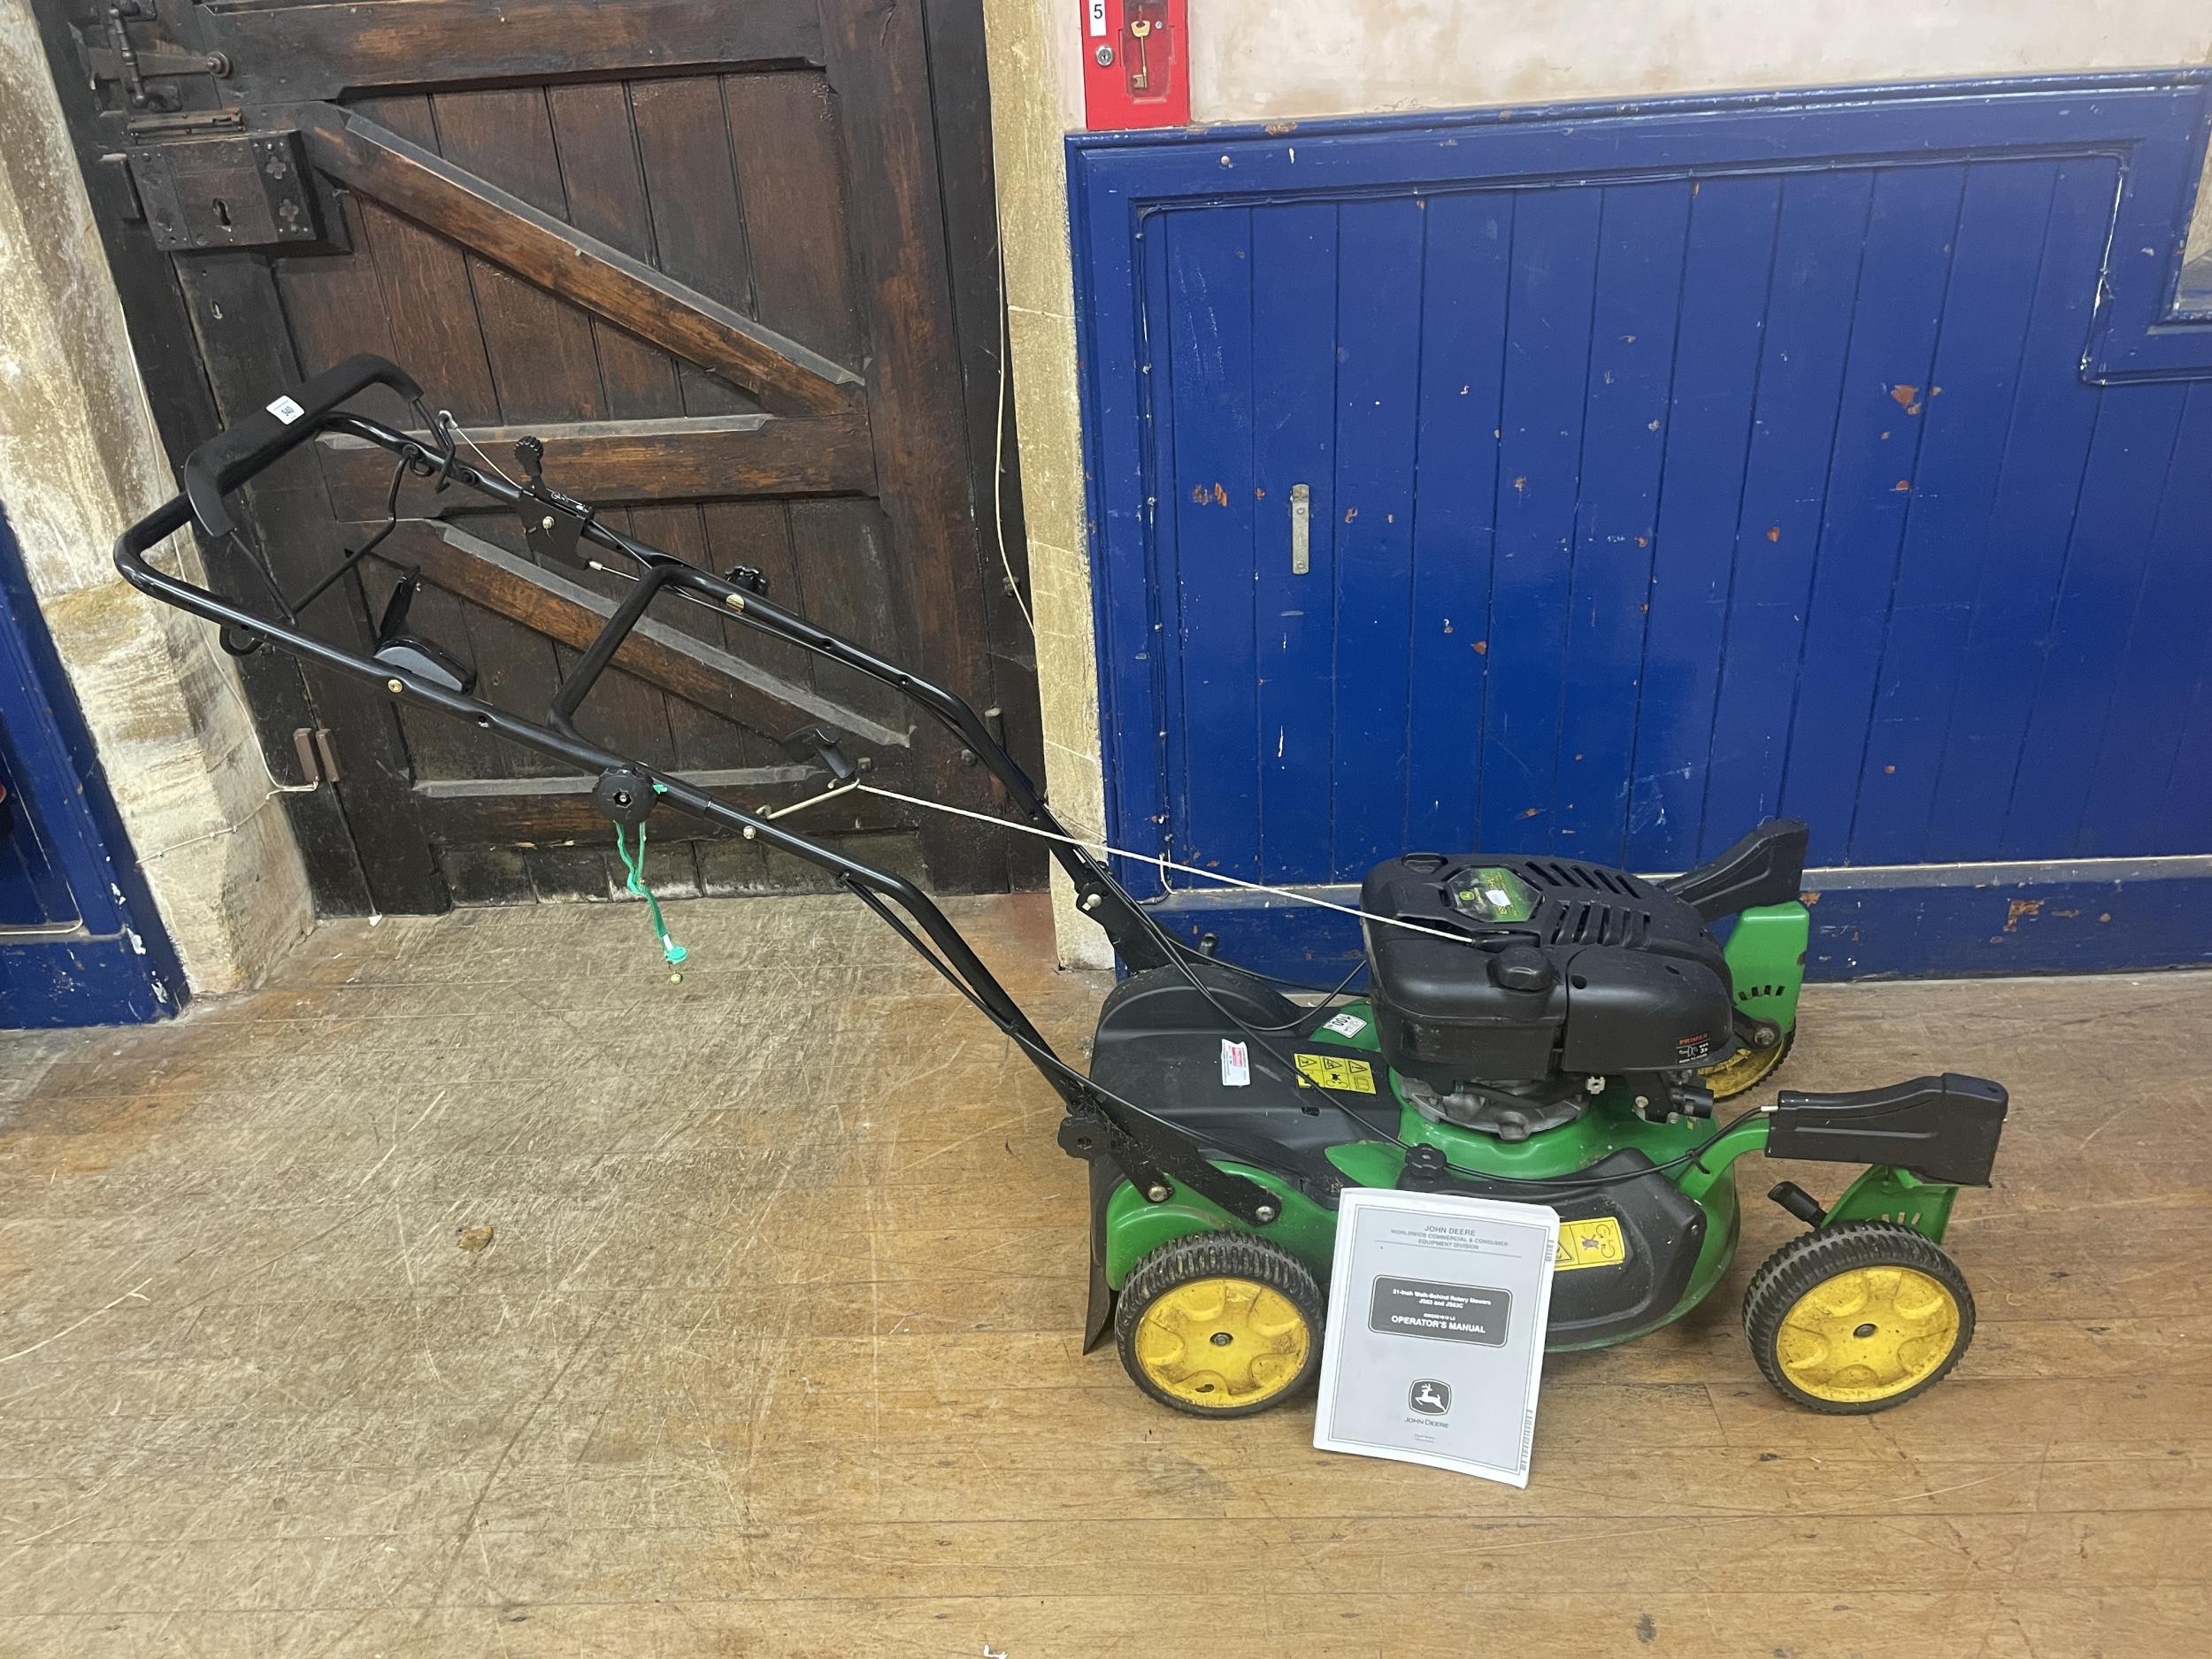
[127,130,318,252]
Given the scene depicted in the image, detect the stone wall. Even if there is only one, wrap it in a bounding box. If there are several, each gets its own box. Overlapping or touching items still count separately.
[980,0,1114,966]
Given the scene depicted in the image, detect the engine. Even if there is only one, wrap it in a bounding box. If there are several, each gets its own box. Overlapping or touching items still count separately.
[1360,853,1734,1139]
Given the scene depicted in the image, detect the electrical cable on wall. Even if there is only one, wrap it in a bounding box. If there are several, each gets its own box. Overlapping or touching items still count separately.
[993,234,1033,633]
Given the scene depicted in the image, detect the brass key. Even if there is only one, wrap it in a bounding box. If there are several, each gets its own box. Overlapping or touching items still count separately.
[1128,18,1151,91]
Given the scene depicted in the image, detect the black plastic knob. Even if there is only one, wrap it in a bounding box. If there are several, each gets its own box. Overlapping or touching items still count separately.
[1491,945,1555,994]
[1399,1143,1449,1191]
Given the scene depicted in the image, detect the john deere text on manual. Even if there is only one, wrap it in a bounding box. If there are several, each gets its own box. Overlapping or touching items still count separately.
[1313,1188,1562,1486]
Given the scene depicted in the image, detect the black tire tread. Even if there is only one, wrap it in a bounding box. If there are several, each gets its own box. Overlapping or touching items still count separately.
[1114,1231,1325,1418]
[1741,1220,1974,1415]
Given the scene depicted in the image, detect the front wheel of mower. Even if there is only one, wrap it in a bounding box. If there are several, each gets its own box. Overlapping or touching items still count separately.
[1742,1221,1974,1414]
[1115,1232,1325,1417]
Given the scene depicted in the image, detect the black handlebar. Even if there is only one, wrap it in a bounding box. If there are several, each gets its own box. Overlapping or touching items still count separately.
[111,348,1169,971]
[105,349,1279,1226]
[181,354,422,539]
[114,490,195,565]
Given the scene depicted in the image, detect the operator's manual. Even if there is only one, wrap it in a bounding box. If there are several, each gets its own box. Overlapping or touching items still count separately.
[1313,1188,1560,1487]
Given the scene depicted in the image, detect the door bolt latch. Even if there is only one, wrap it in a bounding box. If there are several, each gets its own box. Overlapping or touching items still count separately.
[91,2,232,114]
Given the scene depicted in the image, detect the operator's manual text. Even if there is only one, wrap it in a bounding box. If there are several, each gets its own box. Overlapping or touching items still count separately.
[1313,1187,1561,1486]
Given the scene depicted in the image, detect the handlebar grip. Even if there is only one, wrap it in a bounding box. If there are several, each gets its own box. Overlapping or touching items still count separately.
[182,353,423,540]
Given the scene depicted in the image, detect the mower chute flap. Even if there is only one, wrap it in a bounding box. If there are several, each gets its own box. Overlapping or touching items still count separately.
[1663,818,1809,924]
[1767,1073,2008,1187]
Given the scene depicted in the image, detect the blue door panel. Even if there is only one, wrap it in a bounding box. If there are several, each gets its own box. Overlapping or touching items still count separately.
[1251,202,1340,880]
[2076,385,2212,856]
[1846,161,2059,861]
[2158,634,2212,854]
[1161,205,1259,881]
[1555,181,1691,860]
[0,510,183,1026]
[1479,185,1601,857]
[1329,196,1425,876]
[1073,76,2212,975]
[1402,192,1509,864]
[0,733,81,929]
[1701,169,1875,849]
[1624,172,1783,871]
[1774,162,1966,866]
[1924,158,2116,864]
[2002,384,2189,857]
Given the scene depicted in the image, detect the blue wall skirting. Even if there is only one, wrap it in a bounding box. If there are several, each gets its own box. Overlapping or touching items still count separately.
[1069,74,2212,979]
[1135,860,2212,985]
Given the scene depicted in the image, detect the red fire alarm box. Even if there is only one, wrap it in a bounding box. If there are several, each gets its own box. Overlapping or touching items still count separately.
[1080,0,1188,130]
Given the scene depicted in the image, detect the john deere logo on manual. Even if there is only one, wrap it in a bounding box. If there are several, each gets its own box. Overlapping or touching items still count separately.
[1409,1379,1451,1416]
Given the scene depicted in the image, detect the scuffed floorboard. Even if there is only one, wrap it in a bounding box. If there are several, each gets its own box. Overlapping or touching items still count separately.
[1,892,2208,1656]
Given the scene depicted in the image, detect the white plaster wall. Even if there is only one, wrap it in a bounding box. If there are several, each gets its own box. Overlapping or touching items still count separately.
[1191,2,2212,126]
[0,0,312,997]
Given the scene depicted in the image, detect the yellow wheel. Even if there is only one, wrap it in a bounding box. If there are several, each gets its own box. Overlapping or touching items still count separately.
[1743,1222,1974,1413]
[1701,1025,1794,1101]
[1114,1233,1323,1417]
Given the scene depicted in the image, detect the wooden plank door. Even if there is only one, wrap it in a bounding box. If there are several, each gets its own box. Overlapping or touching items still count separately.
[34,0,1029,910]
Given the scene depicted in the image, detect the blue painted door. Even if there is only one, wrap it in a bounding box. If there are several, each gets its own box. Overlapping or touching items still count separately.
[0,734,81,930]
[0,510,184,1026]
[1139,150,2212,886]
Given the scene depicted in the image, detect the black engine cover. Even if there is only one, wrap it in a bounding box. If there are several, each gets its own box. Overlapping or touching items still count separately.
[1362,853,1734,1087]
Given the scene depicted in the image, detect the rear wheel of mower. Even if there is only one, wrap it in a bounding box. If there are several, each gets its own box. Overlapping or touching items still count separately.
[1115,1233,1324,1417]
[1701,1025,1795,1100]
[1743,1222,1973,1413]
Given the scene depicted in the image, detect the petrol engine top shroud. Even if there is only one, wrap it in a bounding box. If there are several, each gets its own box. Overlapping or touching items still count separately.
[1362,853,1735,1090]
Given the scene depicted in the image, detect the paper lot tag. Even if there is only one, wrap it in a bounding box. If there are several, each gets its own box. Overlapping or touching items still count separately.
[1220,1039,1249,1087]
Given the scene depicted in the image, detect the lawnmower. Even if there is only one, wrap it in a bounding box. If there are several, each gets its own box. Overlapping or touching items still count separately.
[117,355,2009,1424]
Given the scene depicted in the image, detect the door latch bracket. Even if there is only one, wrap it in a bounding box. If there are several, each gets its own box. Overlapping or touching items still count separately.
[125,129,319,251]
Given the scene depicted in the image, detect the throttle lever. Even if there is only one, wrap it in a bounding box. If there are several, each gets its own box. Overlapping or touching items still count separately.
[781,723,860,786]
[502,431,594,572]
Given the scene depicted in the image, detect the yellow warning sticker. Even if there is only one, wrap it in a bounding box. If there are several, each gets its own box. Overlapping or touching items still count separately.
[1294,1052,1377,1094]
[1552,1215,1629,1272]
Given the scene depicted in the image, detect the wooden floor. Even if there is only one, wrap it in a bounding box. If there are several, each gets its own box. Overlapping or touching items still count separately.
[2,893,2207,1657]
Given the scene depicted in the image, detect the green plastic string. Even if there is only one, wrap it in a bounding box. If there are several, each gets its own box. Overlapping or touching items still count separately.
[613,820,687,967]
